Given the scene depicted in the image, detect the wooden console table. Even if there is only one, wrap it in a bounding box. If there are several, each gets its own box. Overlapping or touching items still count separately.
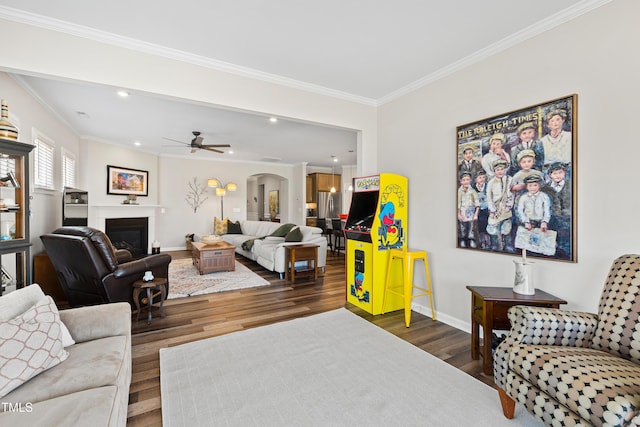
[284,244,319,282]
[466,285,567,375]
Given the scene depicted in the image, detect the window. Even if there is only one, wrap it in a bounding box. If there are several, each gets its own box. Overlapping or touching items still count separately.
[33,130,55,190]
[61,148,76,188]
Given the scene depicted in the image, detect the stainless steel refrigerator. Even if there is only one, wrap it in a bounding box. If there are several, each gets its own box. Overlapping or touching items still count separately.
[317,191,342,219]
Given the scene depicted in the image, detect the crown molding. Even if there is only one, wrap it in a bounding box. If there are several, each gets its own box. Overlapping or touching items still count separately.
[377,0,611,105]
[0,6,377,107]
[0,1,611,108]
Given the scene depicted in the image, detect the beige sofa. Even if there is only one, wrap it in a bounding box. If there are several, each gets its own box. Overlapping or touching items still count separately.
[221,220,327,278]
[0,284,131,426]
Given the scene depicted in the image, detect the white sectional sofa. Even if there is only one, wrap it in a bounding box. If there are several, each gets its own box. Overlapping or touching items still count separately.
[221,220,327,278]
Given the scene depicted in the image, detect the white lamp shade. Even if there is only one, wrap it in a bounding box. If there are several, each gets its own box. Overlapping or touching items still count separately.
[226,182,238,192]
[208,178,220,188]
[215,187,226,196]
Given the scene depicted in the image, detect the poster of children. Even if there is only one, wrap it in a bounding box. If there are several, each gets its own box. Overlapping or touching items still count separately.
[455,95,576,262]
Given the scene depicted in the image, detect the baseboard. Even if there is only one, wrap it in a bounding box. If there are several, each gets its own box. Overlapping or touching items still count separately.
[411,302,471,334]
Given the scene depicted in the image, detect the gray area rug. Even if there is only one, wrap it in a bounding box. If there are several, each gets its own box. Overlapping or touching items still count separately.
[160,308,541,426]
[167,258,270,299]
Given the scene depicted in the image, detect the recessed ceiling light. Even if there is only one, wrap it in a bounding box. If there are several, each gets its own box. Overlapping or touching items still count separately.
[133,141,141,146]
[269,117,278,123]
[117,90,129,98]
[228,150,234,154]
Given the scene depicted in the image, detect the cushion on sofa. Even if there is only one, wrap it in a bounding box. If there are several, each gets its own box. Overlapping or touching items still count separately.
[0,296,69,398]
[227,220,242,234]
[213,217,228,234]
[285,227,303,242]
[0,284,46,321]
[0,386,119,427]
[3,335,128,405]
[0,285,74,347]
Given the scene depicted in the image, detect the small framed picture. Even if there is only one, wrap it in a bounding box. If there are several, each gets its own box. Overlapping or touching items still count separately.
[107,165,148,196]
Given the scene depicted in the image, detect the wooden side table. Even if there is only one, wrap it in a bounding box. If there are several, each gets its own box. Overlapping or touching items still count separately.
[133,278,167,324]
[466,285,567,375]
[284,244,319,282]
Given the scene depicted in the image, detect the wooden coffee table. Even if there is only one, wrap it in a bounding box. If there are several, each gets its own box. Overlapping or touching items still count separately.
[191,241,236,275]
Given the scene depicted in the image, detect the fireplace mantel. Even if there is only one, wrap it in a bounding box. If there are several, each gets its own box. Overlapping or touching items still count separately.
[89,205,162,254]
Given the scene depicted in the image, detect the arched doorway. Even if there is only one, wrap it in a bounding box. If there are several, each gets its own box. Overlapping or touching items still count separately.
[246,173,287,222]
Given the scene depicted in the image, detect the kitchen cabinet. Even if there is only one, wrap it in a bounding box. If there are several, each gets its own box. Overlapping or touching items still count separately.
[308,173,341,194]
[306,175,315,203]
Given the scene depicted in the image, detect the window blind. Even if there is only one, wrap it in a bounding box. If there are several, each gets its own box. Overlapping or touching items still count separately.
[62,150,76,188]
[34,136,55,189]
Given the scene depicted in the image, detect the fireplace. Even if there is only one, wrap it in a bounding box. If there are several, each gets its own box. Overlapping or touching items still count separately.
[105,217,149,259]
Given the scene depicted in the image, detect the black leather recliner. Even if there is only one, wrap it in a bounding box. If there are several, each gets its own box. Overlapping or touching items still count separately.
[40,226,171,308]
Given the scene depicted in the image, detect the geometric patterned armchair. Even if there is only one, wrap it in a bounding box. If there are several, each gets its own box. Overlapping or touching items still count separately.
[494,254,640,426]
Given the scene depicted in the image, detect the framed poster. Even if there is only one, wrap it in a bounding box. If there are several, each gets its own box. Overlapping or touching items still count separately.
[455,94,577,262]
[107,165,149,196]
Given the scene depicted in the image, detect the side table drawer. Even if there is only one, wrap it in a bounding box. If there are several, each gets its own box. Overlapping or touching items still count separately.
[471,294,484,323]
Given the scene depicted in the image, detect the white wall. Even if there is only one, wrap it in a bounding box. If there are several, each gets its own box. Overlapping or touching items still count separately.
[377,0,640,330]
[156,156,296,249]
[0,73,81,255]
[82,138,160,206]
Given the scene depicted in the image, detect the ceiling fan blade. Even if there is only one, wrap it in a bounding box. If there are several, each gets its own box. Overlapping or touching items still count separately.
[190,148,197,154]
[201,144,231,148]
[202,146,224,153]
[162,137,188,145]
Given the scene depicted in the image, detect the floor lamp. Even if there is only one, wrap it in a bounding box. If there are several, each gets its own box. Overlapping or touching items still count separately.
[207,178,237,218]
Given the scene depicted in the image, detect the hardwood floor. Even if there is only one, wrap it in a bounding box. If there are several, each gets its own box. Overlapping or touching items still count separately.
[127,249,494,426]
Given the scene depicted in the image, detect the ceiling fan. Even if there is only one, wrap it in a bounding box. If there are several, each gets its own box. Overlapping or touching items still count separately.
[162,131,230,154]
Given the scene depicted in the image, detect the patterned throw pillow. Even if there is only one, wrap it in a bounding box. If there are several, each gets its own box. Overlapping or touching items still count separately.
[213,217,228,235]
[0,296,69,398]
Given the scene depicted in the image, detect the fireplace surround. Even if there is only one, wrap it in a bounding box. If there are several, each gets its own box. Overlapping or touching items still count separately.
[105,217,148,258]
[90,204,159,255]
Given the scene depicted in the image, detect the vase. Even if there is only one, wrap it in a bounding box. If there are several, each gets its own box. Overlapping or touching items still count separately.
[513,260,534,295]
[0,100,18,140]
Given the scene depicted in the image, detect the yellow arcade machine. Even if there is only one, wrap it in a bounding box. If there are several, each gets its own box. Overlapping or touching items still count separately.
[345,173,408,314]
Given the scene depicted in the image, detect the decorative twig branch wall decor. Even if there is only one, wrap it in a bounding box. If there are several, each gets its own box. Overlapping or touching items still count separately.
[185,177,208,213]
